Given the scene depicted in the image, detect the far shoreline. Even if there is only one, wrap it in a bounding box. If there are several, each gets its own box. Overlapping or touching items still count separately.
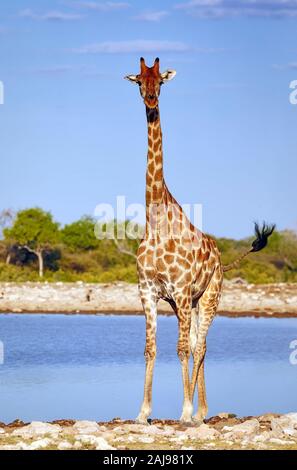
[0,280,296,318]
[1,309,297,318]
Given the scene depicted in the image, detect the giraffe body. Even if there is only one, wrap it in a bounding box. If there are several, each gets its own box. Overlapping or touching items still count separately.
[125,57,274,424]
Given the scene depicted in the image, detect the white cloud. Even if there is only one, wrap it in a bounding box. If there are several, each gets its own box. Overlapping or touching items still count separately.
[69,1,130,11]
[34,66,75,74]
[33,65,109,78]
[73,39,190,54]
[133,11,169,22]
[273,61,297,70]
[209,82,247,89]
[19,9,84,21]
[175,0,297,19]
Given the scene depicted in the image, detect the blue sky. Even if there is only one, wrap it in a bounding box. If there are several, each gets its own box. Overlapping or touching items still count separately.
[0,0,296,238]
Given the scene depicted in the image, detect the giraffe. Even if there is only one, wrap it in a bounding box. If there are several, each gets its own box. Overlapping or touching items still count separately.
[125,57,275,424]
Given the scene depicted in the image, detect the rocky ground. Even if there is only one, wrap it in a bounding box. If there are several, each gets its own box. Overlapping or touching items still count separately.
[0,280,297,317]
[1,414,297,450]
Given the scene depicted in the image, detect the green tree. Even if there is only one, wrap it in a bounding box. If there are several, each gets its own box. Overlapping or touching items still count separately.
[3,208,60,277]
[61,216,98,251]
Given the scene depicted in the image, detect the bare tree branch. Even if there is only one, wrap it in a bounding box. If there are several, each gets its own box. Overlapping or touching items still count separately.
[21,245,38,255]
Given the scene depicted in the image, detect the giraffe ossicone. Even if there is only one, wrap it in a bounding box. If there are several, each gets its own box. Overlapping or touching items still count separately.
[125,57,275,425]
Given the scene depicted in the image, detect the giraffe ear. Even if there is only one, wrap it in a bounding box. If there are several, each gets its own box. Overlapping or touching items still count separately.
[124,74,139,84]
[160,70,176,82]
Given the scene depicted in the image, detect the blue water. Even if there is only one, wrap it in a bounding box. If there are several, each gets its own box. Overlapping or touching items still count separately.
[0,314,296,423]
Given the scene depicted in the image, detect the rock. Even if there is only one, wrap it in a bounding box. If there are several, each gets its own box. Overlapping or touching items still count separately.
[95,438,116,451]
[0,428,5,434]
[241,439,249,447]
[1,281,297,316]
[12,421,61,438]
[218,412,236,419]
[282,428,297,437]
[124,424,165,436]
[186,423,220,440]
[28,438,52,450]
[225,440,234,446]
[258,413,280,423]
[57,441,73,450]
[174,430,187,437]
[255,442,268,450]
[223,419,260,440]
[0,441,31,451]
[170,435,187,443]
[0,444,20,450]
[138,436,155,444]
[3,417,297,451]
[229,277,248,285]
[271,413,297,437]
[7,419,26,428]
[112,426,127,435]
[98,431,115,441]
[113,436,126,443]
[143,425,162,435]
[155,425,175,437]
[222,426,234,432]
[73,420,100,434]
[73,441,83,449]
[269,438,296,446]
[280,413,297,426]
[117,424,146,433]
[98,425,107,432]
[252,431,272,443]
[77,434,115,450]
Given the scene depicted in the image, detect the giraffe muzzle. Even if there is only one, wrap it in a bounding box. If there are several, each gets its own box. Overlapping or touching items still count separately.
[144,96,158,108]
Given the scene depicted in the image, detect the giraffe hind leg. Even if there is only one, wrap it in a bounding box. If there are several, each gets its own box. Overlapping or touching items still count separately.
[190,306,208,424]
[190,266,223,423]
[190,307,200,417]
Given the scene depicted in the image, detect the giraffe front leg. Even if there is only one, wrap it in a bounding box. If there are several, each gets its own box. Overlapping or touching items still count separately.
[193,350,208,424]
[176,292,193,424]
[190,307,201,421]
[136,290,158,424]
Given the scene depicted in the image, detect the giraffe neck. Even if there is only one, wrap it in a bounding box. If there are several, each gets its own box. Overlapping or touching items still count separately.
[145,106,165,214]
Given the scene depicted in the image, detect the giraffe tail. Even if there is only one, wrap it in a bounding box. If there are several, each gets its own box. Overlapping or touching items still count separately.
[222,222,275,272]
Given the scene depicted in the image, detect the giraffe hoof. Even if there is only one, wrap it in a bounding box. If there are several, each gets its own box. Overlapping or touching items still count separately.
[192,414,205,426]
[135,415,149,425]
[180,419,193,426]
[179,415,193,425]
[192,417,203,426]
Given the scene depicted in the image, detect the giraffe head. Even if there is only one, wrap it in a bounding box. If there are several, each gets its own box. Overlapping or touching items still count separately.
[125,57,176,109]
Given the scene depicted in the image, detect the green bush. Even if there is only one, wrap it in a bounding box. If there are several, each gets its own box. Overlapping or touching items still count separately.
[1,207,297,284]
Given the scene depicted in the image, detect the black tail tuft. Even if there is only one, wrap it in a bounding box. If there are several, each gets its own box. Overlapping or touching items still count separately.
[250,222,276,253]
